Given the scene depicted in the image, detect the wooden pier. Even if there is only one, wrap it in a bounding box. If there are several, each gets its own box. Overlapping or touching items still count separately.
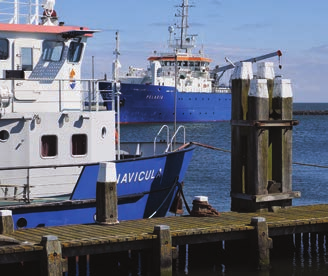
[1,204,328,275]
[0,62,323,275]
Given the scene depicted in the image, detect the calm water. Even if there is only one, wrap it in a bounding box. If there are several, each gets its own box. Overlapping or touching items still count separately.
[117,103,328,275]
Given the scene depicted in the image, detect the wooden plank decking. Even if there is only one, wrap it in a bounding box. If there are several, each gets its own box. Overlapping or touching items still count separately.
[1,204,328,265]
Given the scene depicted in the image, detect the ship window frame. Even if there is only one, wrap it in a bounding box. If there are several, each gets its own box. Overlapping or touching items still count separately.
[41,135,58,158]
[71,134,87,157]
[21,47,33,71]
[0,38,9,60]
[67,41,84,63]
[42,40,64,62]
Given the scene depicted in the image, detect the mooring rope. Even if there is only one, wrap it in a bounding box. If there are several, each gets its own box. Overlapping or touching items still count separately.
[148,176,179,219]
[292,162,328,169]
[177,182,192,215]
[191,141,328,169]
[190,141,231,153]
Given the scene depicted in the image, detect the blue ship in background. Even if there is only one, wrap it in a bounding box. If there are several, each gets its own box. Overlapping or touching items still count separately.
[103,0,282,124]
[106,0,232,124]
[102,82,231,123]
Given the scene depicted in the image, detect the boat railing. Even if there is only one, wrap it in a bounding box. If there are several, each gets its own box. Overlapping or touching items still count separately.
[0,0,41,25]
[0,161,101,203]
[153,125,170,155]
[83,79,117,112]
[165,125,186,153]
[2,77,115,113]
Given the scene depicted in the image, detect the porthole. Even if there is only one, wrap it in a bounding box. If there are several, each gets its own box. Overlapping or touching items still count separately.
[16,217,27,229]
[101,127,107,138]
[0,130,9,142]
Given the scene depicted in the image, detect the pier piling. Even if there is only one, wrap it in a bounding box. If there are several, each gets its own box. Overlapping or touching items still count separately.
[250,217,272,270]
[0,210,13,235]
[231,62,253,211]
[230,62,300,212]
[248,79,269,197]
[271,78,293,194]
[96,162,119,224]
[153,225,172,276]
[40,235,64,276]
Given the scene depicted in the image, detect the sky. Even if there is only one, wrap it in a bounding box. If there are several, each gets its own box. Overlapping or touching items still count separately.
[53,0,328,103]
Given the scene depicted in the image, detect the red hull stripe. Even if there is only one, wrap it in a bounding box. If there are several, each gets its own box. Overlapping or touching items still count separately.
[0,23,92,36]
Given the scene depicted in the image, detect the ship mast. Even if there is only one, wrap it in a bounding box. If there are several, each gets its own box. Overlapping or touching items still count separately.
[179,0,188,50]
[173,0,196,54]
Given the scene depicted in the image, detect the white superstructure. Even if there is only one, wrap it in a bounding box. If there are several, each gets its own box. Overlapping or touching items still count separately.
[0,0,115,201]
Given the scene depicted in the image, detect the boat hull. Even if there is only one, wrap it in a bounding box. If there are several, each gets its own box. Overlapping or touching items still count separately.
[101,83,231,123]
[3,145,194,229]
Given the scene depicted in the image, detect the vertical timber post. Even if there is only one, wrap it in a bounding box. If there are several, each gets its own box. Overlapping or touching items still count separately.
[258,62,275,182]
[96,162,119,224]
[0,210,14,235]
[231,62,253,211]
[153,225,172,276]
[248,78,269,195]
[258,62,275,115]
[40,235,63,276]
[247,79,269,211]
[250,217,272,270]
[272,77,293,193]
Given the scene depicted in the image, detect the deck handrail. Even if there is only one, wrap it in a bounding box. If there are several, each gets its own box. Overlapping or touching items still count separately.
[2,77,114,113]
[165,125,186,152]
[154,125,170,155]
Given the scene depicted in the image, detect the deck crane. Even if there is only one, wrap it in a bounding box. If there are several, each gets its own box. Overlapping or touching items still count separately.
[213,50,282,84]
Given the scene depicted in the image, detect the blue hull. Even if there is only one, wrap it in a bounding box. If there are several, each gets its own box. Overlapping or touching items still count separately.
[101,83,231,123]
[3,146,194,229]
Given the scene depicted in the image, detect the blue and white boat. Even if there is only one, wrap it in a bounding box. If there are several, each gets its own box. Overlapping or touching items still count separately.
[108,0,232,124]
[0,0,195,229]
[108,0,282,124]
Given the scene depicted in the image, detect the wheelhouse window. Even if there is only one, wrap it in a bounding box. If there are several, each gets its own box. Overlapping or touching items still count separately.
[72,134,87,156]
[0,38,9,60]
[21,47,33,71]
[41,135,58,157]
[68,41,84,63]
[42,40,64,62]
